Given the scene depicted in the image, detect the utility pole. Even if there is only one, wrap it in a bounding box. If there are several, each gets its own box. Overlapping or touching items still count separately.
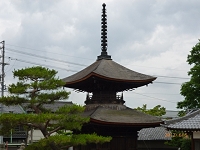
[0,41,8,149]
[0,41,9,97]
[0,41,5,97]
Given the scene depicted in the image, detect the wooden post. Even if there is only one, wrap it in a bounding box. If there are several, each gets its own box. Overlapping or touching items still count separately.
[191,132,194,150]
[0,143,5,150]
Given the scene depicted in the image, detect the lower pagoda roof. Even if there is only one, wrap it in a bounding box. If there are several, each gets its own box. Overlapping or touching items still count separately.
[63,59,156,92]
[83,104,162,127]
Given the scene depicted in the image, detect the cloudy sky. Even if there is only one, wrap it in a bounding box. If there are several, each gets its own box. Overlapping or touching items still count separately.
[0,0,200,111]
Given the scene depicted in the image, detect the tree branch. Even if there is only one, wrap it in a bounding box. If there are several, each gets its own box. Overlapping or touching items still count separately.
[20,122,39,129]
[45,120,50,129]
[31,105,42,114]
[48,126,62,136]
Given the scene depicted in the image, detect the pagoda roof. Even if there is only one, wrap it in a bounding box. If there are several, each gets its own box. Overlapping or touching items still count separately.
[162,109,200,131]
[63,59,156,92]
[83,104,162,126]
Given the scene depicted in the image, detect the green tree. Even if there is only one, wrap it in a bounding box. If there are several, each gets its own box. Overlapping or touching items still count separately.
[136,104,166,116]
[177,39,200,110]
[0,66,111,150]
[165,135,191,150]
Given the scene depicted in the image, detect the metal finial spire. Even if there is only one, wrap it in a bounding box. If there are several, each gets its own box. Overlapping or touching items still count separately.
[97,3,111,60]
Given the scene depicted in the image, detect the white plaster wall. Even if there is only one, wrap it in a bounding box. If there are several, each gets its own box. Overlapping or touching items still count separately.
[27,129,43,143]
[193,131,200,139]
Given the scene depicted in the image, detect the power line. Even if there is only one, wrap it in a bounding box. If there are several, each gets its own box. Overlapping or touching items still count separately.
[6,56,186,102]
[154,81,182,85]
[134,92,180,95]
[6,48,87,67]
[6,47,190,81]
[5,56,188,85]
[6,44,93,60]
[9,57,78,72]
[153,75,189,80]
[4,58,16,73]
[125,63,189,72]
[133,92,178,103]
[5,45,191,85]
[6,43,190,73]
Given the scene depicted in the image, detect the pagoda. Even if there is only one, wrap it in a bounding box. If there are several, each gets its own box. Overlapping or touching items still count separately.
[63,3,163,150]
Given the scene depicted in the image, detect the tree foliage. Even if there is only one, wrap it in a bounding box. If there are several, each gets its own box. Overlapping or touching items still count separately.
[177,39,200,110]
[0,66,111,150]
[165,135,191,150]
[136,104,166,116]
[25,133,111,150]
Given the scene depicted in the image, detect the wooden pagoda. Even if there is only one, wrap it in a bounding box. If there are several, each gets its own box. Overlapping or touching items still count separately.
[63,3,163,150]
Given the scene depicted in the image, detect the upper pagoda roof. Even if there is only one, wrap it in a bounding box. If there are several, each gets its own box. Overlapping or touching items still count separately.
[63,59,156,88]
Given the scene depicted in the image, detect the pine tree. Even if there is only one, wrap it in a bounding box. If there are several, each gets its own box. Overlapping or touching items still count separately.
[0,66,111,150]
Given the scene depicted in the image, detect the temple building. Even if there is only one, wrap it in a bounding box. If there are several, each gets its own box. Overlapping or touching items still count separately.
[63,3,163,150]
[163,109,200,150]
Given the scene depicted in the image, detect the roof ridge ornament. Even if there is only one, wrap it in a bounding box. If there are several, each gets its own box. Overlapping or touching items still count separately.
[97,3,112,60]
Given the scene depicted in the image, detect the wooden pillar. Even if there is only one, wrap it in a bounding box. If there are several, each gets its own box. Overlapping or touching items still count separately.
[134,131,138,150]
[191,132,194,150]
[124,133,138,150]
[131,137,137,150]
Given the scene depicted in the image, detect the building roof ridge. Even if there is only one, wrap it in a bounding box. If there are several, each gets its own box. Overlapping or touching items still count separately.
[163,109,200,125]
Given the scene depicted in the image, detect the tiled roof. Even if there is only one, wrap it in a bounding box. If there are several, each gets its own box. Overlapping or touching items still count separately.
[83,104,163,125]
[162,109,200,131]
[43,101,73,112]
[63,59,156,83]
[22,101,73,113]
[0,105,25,114]
[138,127,171,140]
[0,101,73,114]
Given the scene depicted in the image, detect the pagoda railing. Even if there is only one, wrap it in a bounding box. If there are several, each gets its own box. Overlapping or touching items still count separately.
[85,94,125,105]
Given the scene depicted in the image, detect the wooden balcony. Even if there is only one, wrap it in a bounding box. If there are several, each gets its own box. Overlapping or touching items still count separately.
[85,93,125,105]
